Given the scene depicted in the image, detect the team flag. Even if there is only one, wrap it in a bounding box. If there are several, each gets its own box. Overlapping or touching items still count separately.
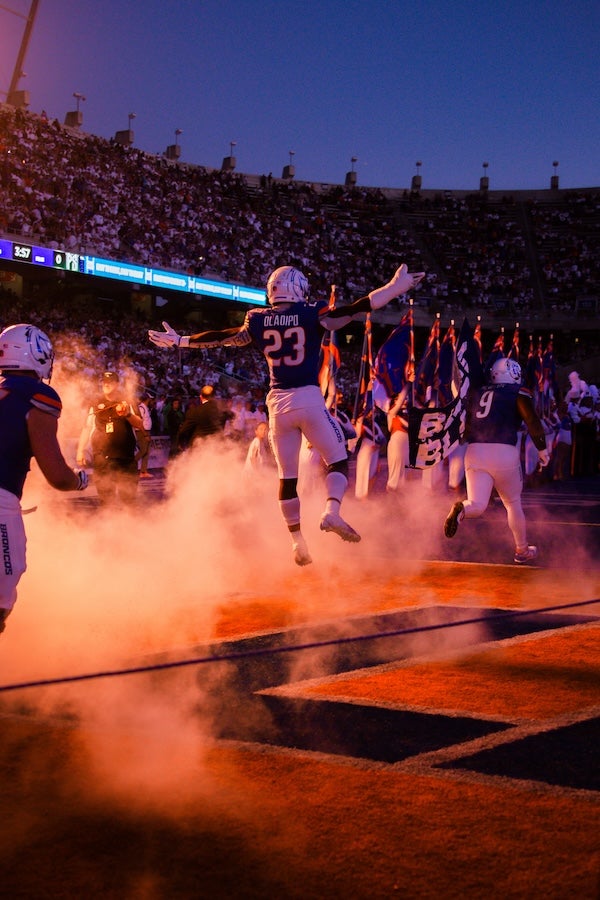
[371,307,414,413]
[484,327,505,377]
[473,316,483,363]
[437,321,456,407]
[525,333,543,392]
[408,318,483,468]
[318,329,341,398]
[542,335,558,409]
[353,313,373,421]
[507,323,520,361]
[414,314,440,407]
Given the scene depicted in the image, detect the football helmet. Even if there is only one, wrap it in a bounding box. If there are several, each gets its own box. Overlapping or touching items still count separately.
[490,357,521,385]
[0,324,54,380]
[266,266,309,305]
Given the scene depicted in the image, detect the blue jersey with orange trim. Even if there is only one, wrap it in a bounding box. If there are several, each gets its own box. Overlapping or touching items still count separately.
[466,383,531,446]
[243,301,329,390]
[0,374,62,498]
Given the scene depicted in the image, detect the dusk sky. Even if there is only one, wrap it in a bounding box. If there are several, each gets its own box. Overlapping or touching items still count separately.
[1,0,598,192]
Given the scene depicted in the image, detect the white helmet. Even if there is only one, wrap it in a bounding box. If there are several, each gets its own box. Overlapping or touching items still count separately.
[266,266,309,305]
[0,324,54,380]
[490,357,521,385]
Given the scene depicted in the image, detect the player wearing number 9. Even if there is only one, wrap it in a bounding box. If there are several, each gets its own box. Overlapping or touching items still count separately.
[149,263,425,567]
[444,356,549,564]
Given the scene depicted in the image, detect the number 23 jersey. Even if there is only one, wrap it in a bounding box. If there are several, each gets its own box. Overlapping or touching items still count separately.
[466,383,532,446]
[244,301,328,390]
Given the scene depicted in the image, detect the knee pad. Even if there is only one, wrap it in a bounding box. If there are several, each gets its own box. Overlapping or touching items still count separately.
[279,478,298,501]
[326,458,349,479]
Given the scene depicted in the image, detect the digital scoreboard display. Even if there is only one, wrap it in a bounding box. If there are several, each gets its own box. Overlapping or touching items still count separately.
[0,237,267,306]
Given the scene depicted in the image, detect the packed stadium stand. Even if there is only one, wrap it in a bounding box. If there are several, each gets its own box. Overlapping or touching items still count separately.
[1,102,599,404]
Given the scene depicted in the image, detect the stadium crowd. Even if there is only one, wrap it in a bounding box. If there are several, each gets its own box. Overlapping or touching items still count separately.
[0,103,598,483]
[2,104,599,313]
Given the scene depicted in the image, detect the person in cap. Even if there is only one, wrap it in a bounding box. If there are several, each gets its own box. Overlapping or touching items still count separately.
[0,323,88,634]
[149,263,425,566]
[76,371,143,506]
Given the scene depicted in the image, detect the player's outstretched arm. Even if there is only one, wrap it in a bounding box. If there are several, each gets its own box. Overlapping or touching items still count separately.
[322,264,425,329]
[368,264,425,309]
[148,321,247,350]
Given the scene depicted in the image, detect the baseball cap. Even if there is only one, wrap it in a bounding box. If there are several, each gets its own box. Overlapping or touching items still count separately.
[200,385,214,398]
[102,371,120,383]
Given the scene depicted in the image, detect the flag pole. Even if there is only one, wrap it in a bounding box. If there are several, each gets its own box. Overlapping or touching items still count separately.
[353,318,369,423]
[408,299,415,408]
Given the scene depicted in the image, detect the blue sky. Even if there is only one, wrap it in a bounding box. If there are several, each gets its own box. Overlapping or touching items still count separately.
[1,0,598,191]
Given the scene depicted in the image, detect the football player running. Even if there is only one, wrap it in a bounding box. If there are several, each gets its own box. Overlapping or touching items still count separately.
[0,324,88,634]
[443,356,549,564]
[149,264,424,566]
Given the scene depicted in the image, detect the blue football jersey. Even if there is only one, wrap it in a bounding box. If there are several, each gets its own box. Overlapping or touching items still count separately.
[466,383,531,446]
[0,374,62,498]
[244,301,329,390]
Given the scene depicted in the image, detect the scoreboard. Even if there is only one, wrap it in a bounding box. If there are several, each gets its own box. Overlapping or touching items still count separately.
[0,238,267,307]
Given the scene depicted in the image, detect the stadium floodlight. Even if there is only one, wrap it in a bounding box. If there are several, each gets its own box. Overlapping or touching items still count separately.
[346,156,358,187]
[481,161,489,192]
[222,141,237,171]
[412,161,422,192]
[282,150,295,180]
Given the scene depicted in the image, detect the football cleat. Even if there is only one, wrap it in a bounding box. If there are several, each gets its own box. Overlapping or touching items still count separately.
[514,545,538,564]
[444,501,464,538]
[292,536,312,567]
[319,513,361,543]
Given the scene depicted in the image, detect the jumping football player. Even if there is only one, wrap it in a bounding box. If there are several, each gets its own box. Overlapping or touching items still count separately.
[149,264,425,565]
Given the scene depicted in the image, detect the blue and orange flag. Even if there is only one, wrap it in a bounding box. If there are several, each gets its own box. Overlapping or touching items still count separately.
[318,330,341,397]
[542,335,558,402]
[473,316,483,363]
[525,333,543,394]
[371,307,414,412]
[353,312,373,421]
[318,285,342,399]
[484,327,505,378]
[414,314,440,407]
[507,323,520,362]
[437,320,456,407]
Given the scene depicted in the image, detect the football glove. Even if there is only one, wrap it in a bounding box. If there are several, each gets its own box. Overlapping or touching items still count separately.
[74,469,89,491]
[369,265,426,310]
[538,449,550,468]
[148,321,189,349]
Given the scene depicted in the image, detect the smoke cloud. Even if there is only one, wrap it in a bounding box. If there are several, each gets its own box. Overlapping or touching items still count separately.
[1,350,596,814]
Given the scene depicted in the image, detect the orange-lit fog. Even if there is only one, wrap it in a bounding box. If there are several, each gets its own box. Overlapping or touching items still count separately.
[0,353,597,816]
